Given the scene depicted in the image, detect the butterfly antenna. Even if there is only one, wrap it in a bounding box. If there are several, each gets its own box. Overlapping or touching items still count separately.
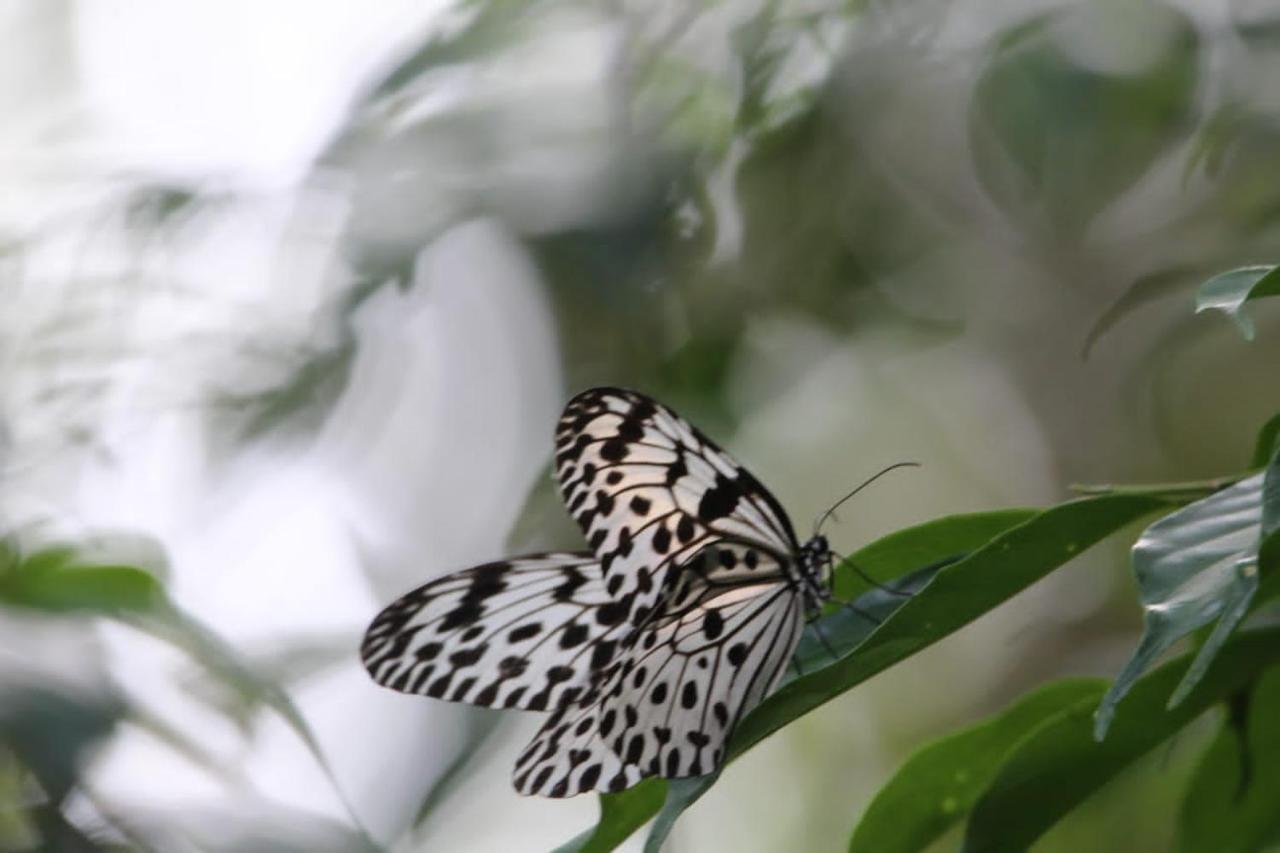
[829,595,884,626]
[831,550,912,599]
[813,462,921,538]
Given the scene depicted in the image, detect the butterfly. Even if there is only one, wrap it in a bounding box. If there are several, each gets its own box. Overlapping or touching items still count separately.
[361,387,842,798]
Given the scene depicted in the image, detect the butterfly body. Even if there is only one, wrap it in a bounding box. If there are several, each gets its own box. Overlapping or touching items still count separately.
[362,387,837,797]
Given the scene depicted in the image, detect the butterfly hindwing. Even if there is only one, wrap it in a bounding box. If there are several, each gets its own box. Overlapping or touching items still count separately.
[512,580,806,797]
[553,388,800,625]
[361,553,632,711]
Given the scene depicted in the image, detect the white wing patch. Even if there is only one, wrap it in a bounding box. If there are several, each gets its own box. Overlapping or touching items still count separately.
[554,388,799,624]
[512,582,805,797]
[361,553,632,711]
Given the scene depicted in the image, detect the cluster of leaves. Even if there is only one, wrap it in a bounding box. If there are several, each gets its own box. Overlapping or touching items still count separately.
[554,272,1280,851]
[0,538,370,851]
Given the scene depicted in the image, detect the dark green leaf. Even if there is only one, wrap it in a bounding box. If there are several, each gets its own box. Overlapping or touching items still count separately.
[1096,475,1267,737]
[1261,448,1280,579]
[557,495,1164,851]
[1248,412,1280,469]
[1177,667,1280,853]
[964,629,1280,853]
[0,686,121,804]
[848,679,1106,853]
[1195,265,1280,340]
[1261,445,1280,539]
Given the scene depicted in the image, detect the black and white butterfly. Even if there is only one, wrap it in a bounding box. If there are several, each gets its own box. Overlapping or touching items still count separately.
[361,387,843,798]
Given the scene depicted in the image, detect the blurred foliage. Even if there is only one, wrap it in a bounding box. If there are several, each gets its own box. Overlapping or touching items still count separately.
[0,536,363,850]
[6,0,1280,850]
[969,1,1198,239]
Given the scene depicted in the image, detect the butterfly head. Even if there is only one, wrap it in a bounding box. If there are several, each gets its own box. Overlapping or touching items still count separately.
[797,534,833,612]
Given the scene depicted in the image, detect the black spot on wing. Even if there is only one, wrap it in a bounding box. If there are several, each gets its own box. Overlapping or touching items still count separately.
[702,609,724,640]
[697,473,740,521]
[559,622,590,648]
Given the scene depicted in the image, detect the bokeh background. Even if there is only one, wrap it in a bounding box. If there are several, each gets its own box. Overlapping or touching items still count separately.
[3,0,1280,850]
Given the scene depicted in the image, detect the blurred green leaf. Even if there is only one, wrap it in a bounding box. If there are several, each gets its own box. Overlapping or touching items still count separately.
[558,495,1165,851]
[412,709,501,831]
[1177,667,1280,853]
[0,542,163,615]
[0,687,121,805]
[970,3,1198,236]
[1195,265,1280,340]
[134,610,331,768]
[135,608,376,845]
[156,803,380,853]
[355,0,529,108]
[1096,473,1271,737]
[848,678,1106,853]
[1081,266,1205,360]
[1183,102,1248,182]
[964,629,1280,853]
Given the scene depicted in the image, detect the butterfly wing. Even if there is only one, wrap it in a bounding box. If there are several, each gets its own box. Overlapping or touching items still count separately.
[361,553,633,711]
[512,579,805,797]
[554,387,800,624]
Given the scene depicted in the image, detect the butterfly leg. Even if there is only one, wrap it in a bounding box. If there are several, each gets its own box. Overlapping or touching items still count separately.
[790,653,807,677]
[831,551,911,599]
[808,619,841,664]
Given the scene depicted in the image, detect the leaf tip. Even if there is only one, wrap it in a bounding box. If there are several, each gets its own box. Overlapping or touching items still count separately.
[1091,705,1113,742]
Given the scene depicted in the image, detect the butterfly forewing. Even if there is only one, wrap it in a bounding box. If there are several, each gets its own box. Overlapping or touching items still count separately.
[512,580,806,797]
[554,388,799,624]
[361,553,631,711]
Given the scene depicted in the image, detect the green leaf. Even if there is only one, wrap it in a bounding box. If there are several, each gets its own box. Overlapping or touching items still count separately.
[848,678,1107,853]
[734,496,1164,765]
[557,494,1165,852]
[0,542,163,615]
[1261,446,1280,540]
[1261,448,1280,579]
[833,509,1035,600]
[1177,667,1280,853]
[1096,474,1269,738]
[964,629,1280,853]
[1194,265,1280,340]
[1248,412,1280,469]
[552,779,666,853]
[0,686,122,804]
